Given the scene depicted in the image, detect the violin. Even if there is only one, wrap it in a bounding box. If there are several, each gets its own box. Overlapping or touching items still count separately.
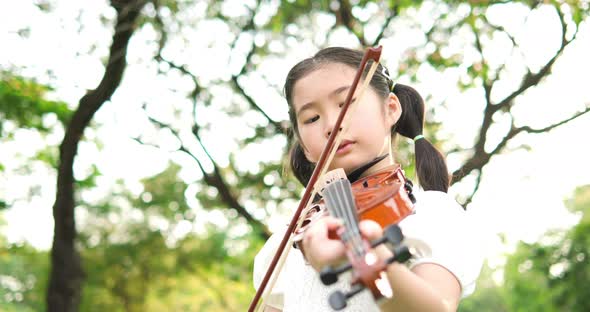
[293,164,416,310]
[249,46,409,311]
[294,163,416,239]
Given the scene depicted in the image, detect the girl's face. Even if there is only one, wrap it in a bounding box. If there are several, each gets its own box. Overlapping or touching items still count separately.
[292,62,401,175]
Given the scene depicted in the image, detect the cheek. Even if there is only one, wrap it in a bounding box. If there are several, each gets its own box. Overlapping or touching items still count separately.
[350,112,391,143]
[351,107,387,130]
[299,127,321,152]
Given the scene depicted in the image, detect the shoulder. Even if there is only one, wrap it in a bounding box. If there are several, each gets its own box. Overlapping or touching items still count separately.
[400,191,469,238]
[399,191,486,298]
[415,190,463,216]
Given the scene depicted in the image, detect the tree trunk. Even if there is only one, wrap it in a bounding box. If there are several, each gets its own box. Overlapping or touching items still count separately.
[46,1,146,311]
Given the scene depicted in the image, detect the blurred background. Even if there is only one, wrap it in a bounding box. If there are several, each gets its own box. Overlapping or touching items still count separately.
[1,0,589,311]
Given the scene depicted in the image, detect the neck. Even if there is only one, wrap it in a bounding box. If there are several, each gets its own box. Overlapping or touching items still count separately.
[346,153,395,183]
[358,135,395,178]
[359,155,395,178]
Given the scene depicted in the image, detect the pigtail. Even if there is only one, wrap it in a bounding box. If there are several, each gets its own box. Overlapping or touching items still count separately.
[393,84,450,193]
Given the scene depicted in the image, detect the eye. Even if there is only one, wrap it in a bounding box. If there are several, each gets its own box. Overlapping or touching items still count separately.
[338,98,356,108]
[304,115,319,124]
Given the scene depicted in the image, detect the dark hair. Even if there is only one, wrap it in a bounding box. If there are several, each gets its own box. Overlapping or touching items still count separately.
[284,47,449,193]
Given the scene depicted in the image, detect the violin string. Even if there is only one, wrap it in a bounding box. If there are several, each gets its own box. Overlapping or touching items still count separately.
[339,180,364,258]
[325,178,365,259]
[334,181,351,243]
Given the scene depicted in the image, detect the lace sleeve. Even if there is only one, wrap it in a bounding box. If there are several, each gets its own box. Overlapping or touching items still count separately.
[253,228,289,309]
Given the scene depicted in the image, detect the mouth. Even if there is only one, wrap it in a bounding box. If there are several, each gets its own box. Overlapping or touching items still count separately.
[336,140,354,154]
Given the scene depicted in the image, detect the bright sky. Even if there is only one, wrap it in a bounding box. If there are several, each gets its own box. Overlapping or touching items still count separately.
[1,1,590,277]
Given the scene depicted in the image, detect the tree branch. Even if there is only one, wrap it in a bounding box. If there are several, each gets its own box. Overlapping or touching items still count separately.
[371,2,399,47]
[462,169,482,208]
[141,113,271,240]
[518,105,590,135]
[334,0,367,46]
[229,42,284,134]
[153,9,275,238]
[225,2,285,135]
[491,4,576,115]
[451,3,580,185]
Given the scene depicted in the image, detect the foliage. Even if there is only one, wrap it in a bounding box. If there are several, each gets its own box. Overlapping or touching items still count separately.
[0,72,71,136]
[0,239,49,311]
[460,185,590,311]
[0,74,73,209]
[458,261,508,312]
[503,185,590,311]
[74,163,264,311]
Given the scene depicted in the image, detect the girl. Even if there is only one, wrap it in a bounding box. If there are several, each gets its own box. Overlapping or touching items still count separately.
[253,47,483,311]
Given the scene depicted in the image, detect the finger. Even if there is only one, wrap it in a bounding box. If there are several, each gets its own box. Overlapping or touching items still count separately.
[307,216,342,235]
[303,216,337,244]
[323,216,344,231]
[359,219,383,240]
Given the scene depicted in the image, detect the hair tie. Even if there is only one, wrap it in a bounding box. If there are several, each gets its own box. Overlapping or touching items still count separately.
[381,66,395,92]
[381,66,391,80]
[413,134,424,142]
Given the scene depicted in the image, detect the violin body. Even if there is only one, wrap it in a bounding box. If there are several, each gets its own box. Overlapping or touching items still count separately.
[352,164,415,228]
[293,164,415,243]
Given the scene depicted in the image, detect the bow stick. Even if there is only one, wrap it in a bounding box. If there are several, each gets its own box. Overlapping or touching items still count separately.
[249,46,383,312]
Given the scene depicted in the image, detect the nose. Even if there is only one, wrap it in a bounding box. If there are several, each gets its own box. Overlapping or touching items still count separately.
[326,127,343,138]
[324,115,342,138]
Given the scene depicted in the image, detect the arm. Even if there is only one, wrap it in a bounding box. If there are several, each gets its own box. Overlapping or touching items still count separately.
[363,221,461,312]
[302,218,461,312]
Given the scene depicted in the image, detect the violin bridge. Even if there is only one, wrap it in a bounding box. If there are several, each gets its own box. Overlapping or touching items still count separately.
[314,168,347,196]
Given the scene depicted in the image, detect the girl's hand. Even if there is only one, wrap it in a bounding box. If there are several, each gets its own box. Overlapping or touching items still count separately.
[301,216,346,271]
[358,219,383,240]
[358,220,394,261]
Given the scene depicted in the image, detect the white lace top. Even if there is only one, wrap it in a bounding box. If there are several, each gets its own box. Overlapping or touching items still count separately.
[253,191,485,311]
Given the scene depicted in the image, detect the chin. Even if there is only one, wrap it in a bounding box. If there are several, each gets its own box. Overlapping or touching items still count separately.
[329,158,363,174]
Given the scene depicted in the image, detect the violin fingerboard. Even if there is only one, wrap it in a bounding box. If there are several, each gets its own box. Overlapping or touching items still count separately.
[323,179,364,257]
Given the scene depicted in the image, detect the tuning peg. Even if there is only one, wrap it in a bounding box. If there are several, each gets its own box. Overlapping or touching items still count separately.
[383,224,404,245]
[385,245,412,265]
[370,224,404,248]
[329,284,364,310]
[320,262,353,285]
[404,180,416,204]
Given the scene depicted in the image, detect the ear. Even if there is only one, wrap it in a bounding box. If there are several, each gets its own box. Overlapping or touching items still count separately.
[384,92,402,128]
